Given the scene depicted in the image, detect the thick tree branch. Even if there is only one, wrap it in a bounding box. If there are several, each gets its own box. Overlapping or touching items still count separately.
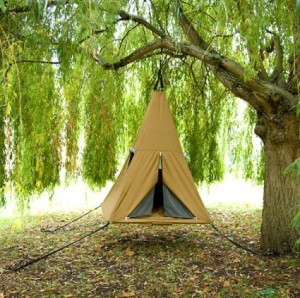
[236,1,269,81]
[94,35,296,111]
[93,38,170,69]
[92,7,298,115]
[118,10,166,38]
[177,4,268,96]
[178,7,210,50]
[177,5,297,110]
[266,30,284,83]
[215,71,266,112]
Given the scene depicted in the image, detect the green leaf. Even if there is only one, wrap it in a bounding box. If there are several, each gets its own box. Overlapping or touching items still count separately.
[292,206,300,228]
[258,287,276,297]
[0,0,6,13]
[35,0,44,18]
[296,101,300,117]
[284,158,300,176]
[296,0,300,12]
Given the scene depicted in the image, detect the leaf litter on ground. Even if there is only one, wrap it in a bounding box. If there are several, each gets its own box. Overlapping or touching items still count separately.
[0,209,299,297]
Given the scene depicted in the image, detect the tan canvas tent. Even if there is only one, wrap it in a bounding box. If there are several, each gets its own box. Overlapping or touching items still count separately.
[101,90,211,224]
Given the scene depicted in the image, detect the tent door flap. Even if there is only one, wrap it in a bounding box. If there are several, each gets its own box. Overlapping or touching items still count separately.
[128,172,195,219]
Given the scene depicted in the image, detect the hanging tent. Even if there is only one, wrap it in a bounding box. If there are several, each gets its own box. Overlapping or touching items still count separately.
[102,91,211,224]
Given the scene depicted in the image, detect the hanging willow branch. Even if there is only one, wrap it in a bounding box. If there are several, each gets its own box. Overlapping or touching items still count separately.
[4,0,69,15]
[118,10,167,38]
[1,60,60,83]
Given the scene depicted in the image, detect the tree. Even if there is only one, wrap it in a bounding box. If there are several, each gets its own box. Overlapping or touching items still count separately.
[0,0,299,254]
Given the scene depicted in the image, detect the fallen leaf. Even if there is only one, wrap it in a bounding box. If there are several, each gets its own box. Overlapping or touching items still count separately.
[125,246,135,257]
[11,221,22,231]
[0,293,5,298]
[232,275,240,282]
[197,252,205,259]
[122,291,135,297]
[223,280,231,288]
[174,287,185,294]
[92,49,97,59]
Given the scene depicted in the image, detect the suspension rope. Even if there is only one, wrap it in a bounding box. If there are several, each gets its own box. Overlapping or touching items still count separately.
[8,222,110,272]
[40,204,102,233]
[154,68,164,90]
[6,222,262,273]
[154,48,164,90]
[211,224,261,256]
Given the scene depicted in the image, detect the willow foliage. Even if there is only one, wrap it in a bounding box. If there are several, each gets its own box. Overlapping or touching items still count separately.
[0,0,279,207]
[82,65,124,188]
[161,61,225,184]
[62,62,85,181]
[0,97,5,206]
[8,63,62,206]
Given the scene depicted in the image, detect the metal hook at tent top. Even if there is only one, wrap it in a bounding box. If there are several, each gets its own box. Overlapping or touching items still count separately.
[154,48,165,91]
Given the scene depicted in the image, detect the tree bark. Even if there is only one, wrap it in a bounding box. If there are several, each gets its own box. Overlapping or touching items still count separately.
[256,113,300,254]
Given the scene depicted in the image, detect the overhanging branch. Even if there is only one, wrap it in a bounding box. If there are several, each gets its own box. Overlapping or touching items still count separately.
[93,7,297,114]
[118,10,167,38]
[93,38,169,69]
[177,4,297,109]
[94,36,295,108]
[266,30,284,83]
[178,7,210,50]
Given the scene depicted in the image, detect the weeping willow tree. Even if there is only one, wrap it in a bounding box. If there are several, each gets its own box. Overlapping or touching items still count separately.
[0,0,299,254]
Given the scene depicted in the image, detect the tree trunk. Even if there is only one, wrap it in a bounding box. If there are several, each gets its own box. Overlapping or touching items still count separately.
[256,113,300,254]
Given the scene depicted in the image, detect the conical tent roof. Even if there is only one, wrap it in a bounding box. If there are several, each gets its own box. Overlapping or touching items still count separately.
[101,91,211,224]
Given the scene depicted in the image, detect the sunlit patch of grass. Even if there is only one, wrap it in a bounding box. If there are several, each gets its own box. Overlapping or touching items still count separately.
[0,174,262,220]
[201,174,263,212]
[0,178,112,218]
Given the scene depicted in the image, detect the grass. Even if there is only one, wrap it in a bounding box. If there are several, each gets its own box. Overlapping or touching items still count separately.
[0,208,299,297]
[0,178,298,297]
